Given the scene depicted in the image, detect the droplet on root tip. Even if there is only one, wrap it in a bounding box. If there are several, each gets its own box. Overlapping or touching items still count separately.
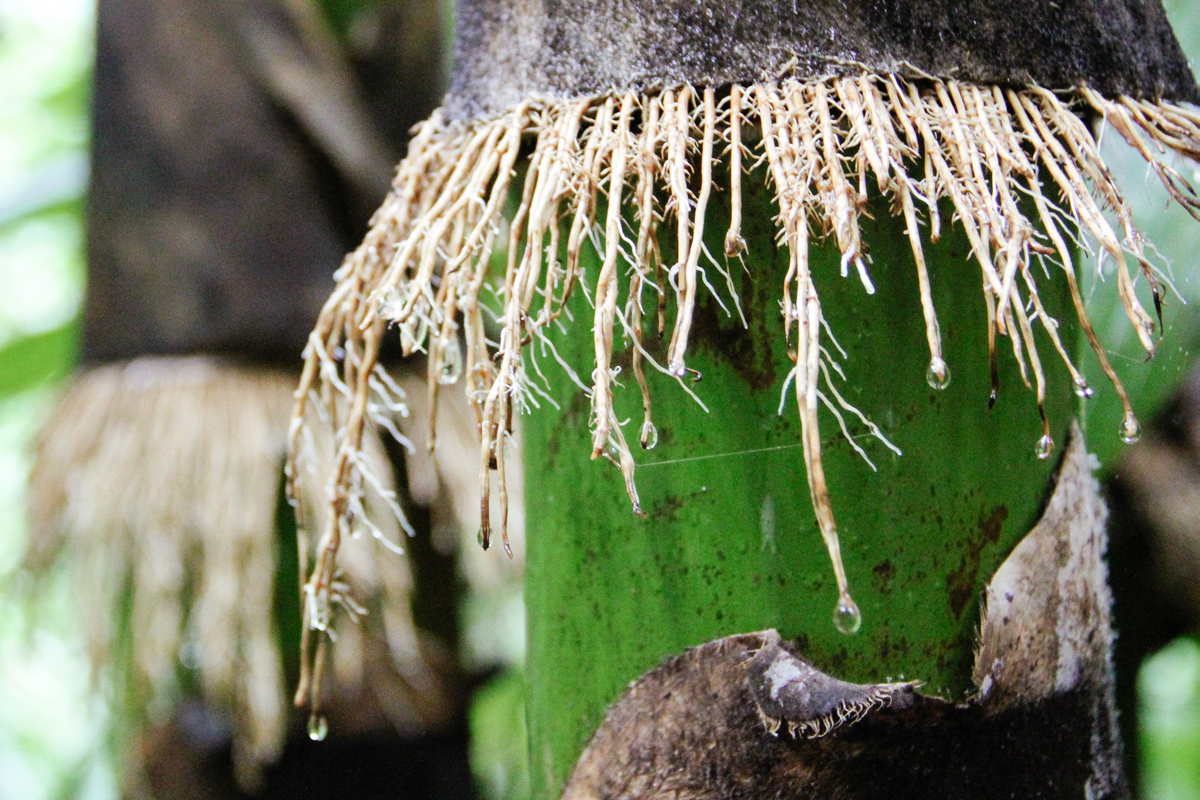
[639,421,658,450]
[1035,434,1054,460]
[724,232,746,257]
[438,337,463,384]
[1073,379,1094,399]
[926,359,951,390]
[833,597,862,635]
[307,714,328,742]
[1120,413,1141,445]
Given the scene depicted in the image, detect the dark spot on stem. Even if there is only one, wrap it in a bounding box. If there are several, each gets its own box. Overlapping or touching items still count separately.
[652,495,685,522]
[687,276,776,392]
[872,559,895,594]
[945,505,1008,619]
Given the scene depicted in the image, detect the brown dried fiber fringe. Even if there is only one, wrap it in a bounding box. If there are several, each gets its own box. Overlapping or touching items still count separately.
[28,359,293,786]
[288,74,1200,710]
[27,357,433,789]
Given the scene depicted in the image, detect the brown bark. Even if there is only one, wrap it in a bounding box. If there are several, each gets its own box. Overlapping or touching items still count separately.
[84,0,443,364]
[448,0,1198,119]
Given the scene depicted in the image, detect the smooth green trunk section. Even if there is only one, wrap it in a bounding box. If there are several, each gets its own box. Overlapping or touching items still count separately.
[523,179,1077,798]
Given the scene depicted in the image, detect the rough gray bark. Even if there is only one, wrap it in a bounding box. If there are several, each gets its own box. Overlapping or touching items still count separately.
[448,0,1199,118]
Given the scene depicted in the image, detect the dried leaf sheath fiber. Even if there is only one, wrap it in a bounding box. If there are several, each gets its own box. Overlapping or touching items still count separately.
[25,357,438,788]
[28,360,295,785]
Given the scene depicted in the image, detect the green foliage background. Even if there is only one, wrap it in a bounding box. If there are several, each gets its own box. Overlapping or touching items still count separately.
[0,1,110,798]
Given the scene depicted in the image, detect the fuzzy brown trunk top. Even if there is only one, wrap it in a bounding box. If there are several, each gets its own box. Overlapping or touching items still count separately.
[448,0,1199,119]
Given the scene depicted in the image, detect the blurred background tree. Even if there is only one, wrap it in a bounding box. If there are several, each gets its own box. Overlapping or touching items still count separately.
[0,0,521,798]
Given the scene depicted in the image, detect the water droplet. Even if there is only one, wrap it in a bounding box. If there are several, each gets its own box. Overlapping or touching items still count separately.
[926,359,951,390]
[438,337,463,384]
[309,591,330,631]
[177,640,201,670]
[379,287,403,318]
[833,596,862,635]
[307,714,328,742]
[1073,379,1094,399]
[725,232,747,257]
[1035,434,1054,460]
[1120,413,1141,445]
[639,421,658,450]
[476,528,485,547]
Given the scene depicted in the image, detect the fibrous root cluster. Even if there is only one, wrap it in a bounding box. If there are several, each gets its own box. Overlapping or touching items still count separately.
[288,74,1200,709]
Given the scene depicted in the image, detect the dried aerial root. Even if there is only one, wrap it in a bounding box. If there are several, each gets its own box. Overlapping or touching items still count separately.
[26,356,438,789]
[26,358,294,787]
[289,74,1200,701]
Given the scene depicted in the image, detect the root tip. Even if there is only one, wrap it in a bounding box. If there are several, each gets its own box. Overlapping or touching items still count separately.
[724,232,747,257]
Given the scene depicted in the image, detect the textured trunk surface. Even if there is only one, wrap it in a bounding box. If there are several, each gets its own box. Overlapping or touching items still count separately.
[85,0,441,364]
[449,0,1198,118]
[522,187,1078,797]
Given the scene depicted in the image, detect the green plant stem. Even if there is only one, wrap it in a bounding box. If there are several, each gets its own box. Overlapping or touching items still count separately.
[521,177,1079,798]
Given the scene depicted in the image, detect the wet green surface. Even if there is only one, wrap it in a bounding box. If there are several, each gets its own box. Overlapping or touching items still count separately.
[522,179,1078,798]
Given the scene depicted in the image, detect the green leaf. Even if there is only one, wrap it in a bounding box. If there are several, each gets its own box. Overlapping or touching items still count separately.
[0,323,78,400]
